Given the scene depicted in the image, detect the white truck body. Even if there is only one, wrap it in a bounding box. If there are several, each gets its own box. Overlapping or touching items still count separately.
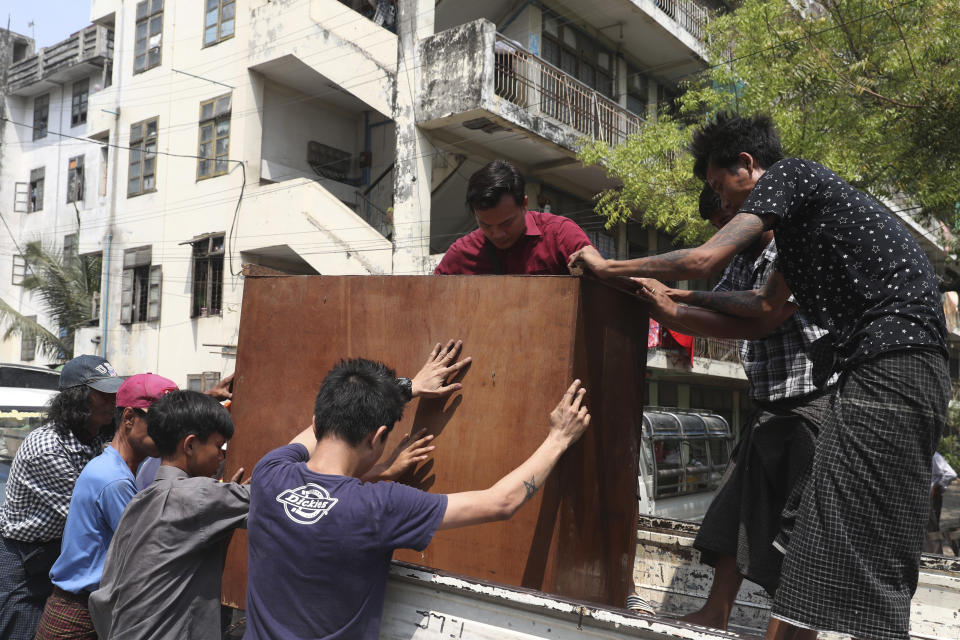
[375,518,960,640]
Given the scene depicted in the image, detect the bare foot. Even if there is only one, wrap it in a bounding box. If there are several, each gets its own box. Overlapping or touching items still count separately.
[679,607,728,630]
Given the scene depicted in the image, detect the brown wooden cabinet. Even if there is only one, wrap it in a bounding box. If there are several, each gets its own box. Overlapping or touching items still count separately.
[221,275,648,609]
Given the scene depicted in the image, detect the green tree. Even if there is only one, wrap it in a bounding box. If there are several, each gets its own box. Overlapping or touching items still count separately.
[0,241,101,361]
[580,0,960,242]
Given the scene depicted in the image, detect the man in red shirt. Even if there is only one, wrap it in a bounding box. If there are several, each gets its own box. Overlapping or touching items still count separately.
[434,160,593,275]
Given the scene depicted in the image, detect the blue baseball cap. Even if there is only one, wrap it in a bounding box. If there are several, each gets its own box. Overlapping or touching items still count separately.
[59,355,124,393]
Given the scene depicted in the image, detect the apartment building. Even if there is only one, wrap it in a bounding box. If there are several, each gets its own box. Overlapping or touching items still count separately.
[0,25,112,365]
[3,0,735,396]
[13,0,957,440]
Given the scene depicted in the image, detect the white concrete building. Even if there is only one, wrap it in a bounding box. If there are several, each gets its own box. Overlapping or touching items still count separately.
[4,0,734,399]
[0,25,113,366]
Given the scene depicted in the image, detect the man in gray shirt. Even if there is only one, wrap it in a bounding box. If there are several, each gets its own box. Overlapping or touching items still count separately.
[89,391,246,640]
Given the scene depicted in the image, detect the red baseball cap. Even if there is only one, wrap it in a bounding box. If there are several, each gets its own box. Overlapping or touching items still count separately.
[116,374,179,410]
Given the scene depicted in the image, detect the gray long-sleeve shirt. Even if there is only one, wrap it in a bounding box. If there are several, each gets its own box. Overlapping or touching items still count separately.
[89,464,250,640]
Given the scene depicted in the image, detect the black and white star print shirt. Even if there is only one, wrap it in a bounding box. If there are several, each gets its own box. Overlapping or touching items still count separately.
[739,158,947,369]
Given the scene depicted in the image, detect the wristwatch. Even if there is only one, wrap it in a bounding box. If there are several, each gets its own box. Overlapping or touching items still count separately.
[396,377,413,403]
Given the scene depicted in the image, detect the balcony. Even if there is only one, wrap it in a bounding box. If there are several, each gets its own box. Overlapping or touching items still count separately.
[648,334,745,380]
[8,25,113,96]
[654,0,710,42]
[418,20,634,197]
[694,337,740,364]
[435,0,713,83]
[493,35,644,147]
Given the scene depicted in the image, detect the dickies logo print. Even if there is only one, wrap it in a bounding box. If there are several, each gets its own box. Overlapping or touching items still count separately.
[276,483,338,525]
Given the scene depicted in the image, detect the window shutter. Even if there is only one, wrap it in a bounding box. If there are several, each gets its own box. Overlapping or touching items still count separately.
[147,264,162,321]
[124,245,152,268]
[14,183,28,212]
[121,268,134,324]
[12,255,27,285]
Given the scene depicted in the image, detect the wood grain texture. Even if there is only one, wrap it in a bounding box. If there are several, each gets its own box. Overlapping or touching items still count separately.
[221,275,646,609]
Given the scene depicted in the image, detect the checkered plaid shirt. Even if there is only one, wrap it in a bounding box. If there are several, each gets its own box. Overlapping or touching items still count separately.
[0,423,105,543]
[714,240,836,401]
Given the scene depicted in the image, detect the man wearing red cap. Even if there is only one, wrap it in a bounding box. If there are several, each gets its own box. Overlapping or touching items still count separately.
[34,374,178,640]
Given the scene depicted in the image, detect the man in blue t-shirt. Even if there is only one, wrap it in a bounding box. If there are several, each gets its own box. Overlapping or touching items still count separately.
[34,374,177,639]
[244,347,591,640]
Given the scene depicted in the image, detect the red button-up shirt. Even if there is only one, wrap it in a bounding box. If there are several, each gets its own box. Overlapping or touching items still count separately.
[434,211,592,275]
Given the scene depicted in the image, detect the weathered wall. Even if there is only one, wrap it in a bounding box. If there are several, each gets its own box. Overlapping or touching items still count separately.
[418,20,491,125]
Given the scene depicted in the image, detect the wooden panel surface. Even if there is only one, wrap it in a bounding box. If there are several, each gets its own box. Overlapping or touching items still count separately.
[544,277,647,604]
[220,275,644,609]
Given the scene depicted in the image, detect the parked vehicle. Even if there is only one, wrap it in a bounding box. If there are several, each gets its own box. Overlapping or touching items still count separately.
[638,408,732,522]
[0,364,59,505]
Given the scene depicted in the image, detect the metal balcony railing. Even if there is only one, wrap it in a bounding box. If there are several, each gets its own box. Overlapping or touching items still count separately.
[694,336,740,363]
[9,25,114,92]
[493,35,645,147]
[655,0,710,41]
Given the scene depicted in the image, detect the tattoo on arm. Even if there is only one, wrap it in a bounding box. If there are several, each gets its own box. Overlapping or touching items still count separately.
[625,214,765,279]
[522,476,539,503]
[684,289,767,318]
[707,213,767,251]
[683,270,788,319]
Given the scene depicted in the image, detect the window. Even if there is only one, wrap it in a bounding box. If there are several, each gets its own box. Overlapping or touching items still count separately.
[197,95,231,179]
[540,10,614,98]
[121,246,161,324]
[128,118,158,197]
[12,255,27,285]
[71,79,89,127]
[626,65,648,118]
[67,156,85,203]
[85,252,103,326]
[14,182,28,212]
[203,0,235,46]
[20,317,37,361]
[190,234,225,317]
[63,234,78,264]
[588,231,616,259]
[99,147,109,197]
[134,0,164,74]
[33,94,49,140]
[29,168,45,212]
[187,371,220,392]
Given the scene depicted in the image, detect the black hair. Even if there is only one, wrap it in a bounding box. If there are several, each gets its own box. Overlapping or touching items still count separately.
[465,160,525,213]
[698,184,722,220]
[45,385,93,437]
[147,390,234,457]
[313,358,406,446]
[690,112,784,180]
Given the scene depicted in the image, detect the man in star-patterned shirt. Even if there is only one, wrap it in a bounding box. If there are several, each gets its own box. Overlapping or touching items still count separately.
[574,113,948,640]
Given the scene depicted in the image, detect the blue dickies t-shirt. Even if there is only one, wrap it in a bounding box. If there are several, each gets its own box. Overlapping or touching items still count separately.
[50,446,136,593]
[244,444,448,640]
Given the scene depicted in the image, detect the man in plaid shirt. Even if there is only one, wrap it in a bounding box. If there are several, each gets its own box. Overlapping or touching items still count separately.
[645,188,836,634]
[0,355,123,640]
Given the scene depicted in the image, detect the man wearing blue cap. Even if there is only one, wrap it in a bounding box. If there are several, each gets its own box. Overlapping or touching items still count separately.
[0,355,123,640]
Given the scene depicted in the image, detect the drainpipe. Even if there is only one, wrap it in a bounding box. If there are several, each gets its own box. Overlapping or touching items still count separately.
[101,8,124,360]
[101,232,111,357]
